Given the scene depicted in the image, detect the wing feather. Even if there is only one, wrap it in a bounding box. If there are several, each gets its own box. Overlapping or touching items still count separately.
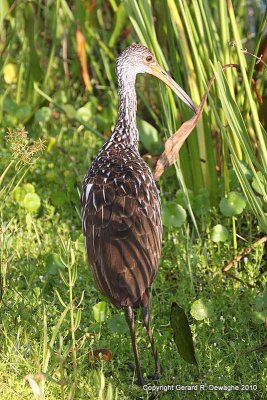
[82,154,162,308]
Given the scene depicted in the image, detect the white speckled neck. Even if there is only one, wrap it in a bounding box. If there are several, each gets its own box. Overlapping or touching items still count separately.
[110,70,139,149]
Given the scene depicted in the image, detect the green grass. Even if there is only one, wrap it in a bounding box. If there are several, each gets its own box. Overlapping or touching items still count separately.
[0,0,266,399]
[0,126,266,398]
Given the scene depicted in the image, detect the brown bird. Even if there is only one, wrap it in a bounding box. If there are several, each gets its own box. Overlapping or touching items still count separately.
[81,44,196,386]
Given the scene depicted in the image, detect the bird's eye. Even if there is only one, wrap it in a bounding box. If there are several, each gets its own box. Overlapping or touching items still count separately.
[146,55,153,63]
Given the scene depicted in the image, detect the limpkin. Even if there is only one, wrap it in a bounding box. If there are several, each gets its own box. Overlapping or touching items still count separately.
[81,44,196,386]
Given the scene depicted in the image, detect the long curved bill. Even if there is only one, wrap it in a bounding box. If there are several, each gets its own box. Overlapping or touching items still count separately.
[149,63,197,114]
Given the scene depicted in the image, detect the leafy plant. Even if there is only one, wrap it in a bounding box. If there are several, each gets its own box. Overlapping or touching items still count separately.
[211,224,229,243]
[170,302,197,365]
[190,299,214,321]
[219,191,246,217]
[163,201,187,227]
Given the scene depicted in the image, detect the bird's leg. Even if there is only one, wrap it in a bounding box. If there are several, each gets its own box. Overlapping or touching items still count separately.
[125,306,145,387]
[141,304,161,381]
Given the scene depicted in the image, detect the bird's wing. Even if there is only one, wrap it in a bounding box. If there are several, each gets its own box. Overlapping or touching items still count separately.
[81,162,162,308]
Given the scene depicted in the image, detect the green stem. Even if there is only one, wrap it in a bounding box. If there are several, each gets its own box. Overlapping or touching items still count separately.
[43,0,59,87]
[0,160,15,187]
[30,216,41,246]
[16,62,24,104]
[232,216,237,254]
[68,264,77,370]
[43,44,56,88]
[222,138,230,195]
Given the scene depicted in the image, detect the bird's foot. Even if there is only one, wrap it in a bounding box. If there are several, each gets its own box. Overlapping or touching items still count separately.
[137,376,146,387]
[148,366,162,381]
[152,371,160,381]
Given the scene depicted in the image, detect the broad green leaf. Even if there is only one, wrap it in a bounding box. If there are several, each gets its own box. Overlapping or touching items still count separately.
[190,299,214,321]
[75,234,85,252]
[54,90,68,104]
[62,104,77,119]
[13,187,26,203]
[219,191,246,217]
[108,3,128,47]
[77,107,92,122]
[170,302,197,365]
[35,107,52,123]
[107,314,128,334]
[3,97,18,114]
[137,119,163,154]
[211,224,229,243]
[77,100,98,124]
[45,253,65,275]
[23,183,35,193]
[14,104,32,121]
[251,310,267,325]
[93,301,109,323]
[163,201,186,227]
[22,193,41,213]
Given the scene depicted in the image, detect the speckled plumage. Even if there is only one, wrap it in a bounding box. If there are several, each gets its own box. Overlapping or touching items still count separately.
[81,44,195,386]
[81,45,162,308]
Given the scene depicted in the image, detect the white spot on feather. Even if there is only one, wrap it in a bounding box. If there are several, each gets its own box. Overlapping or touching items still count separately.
[92,225,95,254]
[93,193,97,210]
[83,218,87,234]
[101,207,104,224]
[86,184,93,201]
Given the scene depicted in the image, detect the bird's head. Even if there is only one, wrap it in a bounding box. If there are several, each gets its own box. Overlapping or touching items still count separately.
[116,44,197,114]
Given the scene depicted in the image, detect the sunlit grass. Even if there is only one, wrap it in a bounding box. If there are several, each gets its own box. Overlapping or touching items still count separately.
[0,0,266,399]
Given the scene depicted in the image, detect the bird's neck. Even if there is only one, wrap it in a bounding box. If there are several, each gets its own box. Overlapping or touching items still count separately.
[110,74,138,149]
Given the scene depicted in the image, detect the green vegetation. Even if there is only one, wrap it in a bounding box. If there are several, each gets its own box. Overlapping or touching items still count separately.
[0,1,266,399]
